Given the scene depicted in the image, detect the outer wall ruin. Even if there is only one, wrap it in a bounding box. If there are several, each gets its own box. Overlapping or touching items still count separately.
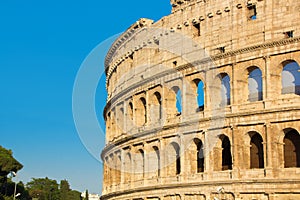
[101,0,300,199]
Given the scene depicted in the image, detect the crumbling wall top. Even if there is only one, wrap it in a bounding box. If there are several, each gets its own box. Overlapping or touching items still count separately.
[170,0,198,13]
[105,18,154,73]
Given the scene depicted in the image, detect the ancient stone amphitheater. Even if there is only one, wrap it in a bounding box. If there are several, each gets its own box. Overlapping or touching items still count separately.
[100,0,300,199]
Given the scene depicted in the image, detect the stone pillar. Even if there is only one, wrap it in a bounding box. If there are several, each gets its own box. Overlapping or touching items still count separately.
[144,143,149,184]
[145,90,149,127]
[231,63,239,105]
[160,139,168,182]
[231,125,241,179]
[263,56,271,100]
[183,78,197,116]
[265,123,275,169]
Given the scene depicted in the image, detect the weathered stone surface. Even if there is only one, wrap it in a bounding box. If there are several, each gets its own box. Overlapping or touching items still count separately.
[101,0,300,199]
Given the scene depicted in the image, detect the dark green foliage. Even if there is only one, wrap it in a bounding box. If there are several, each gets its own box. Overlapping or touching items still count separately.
[59,180,70,200]
[85,190,88,200]
[68,190,81,200]
[27,178,82,200]
[0,146,24,199]
[59,180,81,200]
[0,146,23,176]
[26,178,60,200]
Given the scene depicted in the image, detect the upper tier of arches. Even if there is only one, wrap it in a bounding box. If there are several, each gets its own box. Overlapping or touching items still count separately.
[105,59,300,143]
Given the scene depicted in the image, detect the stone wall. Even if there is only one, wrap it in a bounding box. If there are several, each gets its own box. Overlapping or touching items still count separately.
[101,0,300,199]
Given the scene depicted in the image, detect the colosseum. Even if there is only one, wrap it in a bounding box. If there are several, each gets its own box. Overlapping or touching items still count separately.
[100,0,300,199]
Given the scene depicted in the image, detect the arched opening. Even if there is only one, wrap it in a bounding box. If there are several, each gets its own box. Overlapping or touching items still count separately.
[140,98,147,124]
[284,129,300,168]
[248,67,263,102]
[220,74,231,106]
[111,109,116,139]
[128,102,133,121]
[154,92,162,121]
[174,144,181,175]
[117,107,124,133]
[282,61,300,95]
[194,138,204,173]
[136,97,147,126]
[124,153,131,183]
[167,142,181,176]
[222,136,232,170]
[134,149,145,180]
[106,112,111,135]
[104,157,109,187]
[250,133,264,169]
[115,153,121,185]
[153,146,160,177]
[172,86,182,114]
[109,154,115,185]
[193,79,205,111]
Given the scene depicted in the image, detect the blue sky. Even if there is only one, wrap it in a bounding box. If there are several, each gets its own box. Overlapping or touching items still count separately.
[0,0,170,194]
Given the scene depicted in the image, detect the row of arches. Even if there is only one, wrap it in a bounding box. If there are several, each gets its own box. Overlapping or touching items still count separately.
[106,60,300,141]
[104,129,300,188]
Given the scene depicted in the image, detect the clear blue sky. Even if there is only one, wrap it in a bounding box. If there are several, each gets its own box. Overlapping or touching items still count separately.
[0,0,170,194]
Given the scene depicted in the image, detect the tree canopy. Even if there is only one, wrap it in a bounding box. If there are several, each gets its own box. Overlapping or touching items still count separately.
[0,146,23,176]
[0,146,23,200]
[27,177,60,200]
[26,178,81,200]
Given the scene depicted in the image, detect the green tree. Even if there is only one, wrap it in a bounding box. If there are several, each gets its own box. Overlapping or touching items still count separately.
[85,190,88,200]
[0,146,23,176]
[59,180,70,200]
[67,190,81,200]
[0,146,23,199]
[27,178,59,200]
[2,180,31,200]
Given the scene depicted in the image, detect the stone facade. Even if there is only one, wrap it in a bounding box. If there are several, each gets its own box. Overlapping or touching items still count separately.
[101,0,300,199]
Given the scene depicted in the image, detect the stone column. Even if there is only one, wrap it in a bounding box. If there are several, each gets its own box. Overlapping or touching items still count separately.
[263,56,271,100]
[231,125,241,179]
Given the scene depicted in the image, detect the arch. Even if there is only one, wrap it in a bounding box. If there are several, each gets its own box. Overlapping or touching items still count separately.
[140,97,147,124]
[281,60,300,95]
[166,142,181,175]
[111,109,116,139]
[284,129,300,168]
[193,138,204,173]
[154,92,162,121]
[249,132,264,169]
[136,97,147,126]
[221,135,232,170]
[104,156,110,187]
[128,102,133,121]
[153,146,160,177]
[124,152,132,183]
[219,73,231,106]
[171,86,182,113]
[117,107,124,133]
[115,153,122,184]
[193,79,205,111]
[106,112,111,134]
[248,67,263,102]
[134,149,145,180]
